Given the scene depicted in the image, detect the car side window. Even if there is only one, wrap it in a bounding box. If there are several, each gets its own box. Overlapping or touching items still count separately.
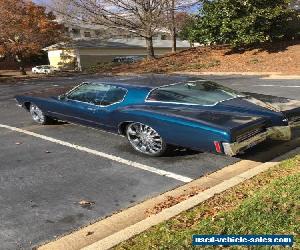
[101,86,127,106]
[67,83,110,105]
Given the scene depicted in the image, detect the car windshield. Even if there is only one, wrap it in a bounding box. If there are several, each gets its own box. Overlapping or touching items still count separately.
[146,81,243,106]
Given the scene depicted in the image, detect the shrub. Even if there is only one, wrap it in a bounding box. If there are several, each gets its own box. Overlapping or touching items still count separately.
[188,0,300,47]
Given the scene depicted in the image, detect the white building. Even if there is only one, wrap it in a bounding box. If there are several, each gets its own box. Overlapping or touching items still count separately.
[44,22,191,70]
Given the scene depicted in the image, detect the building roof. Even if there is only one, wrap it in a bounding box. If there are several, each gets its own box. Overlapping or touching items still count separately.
[44,38,191,51]
[89,74,202,90]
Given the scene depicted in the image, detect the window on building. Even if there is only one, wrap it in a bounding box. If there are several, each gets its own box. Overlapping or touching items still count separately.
[161,34,168,40]
[72,29,80,37]
[84,31,91,38]
[95,30,101,37]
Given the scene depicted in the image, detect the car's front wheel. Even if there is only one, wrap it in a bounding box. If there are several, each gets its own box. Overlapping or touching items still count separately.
[126,122,167,156]
[29,104,52,125]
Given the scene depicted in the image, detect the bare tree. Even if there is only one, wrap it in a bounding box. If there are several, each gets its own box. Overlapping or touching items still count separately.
[165,0,199,52]
[47,0,167,59]
[166,0,176,52]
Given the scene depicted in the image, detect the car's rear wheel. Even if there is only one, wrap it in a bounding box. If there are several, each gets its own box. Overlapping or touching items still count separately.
[29,104,52,125]
[126,122,167,156]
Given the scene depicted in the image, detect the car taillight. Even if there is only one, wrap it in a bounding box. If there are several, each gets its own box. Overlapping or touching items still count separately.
[214,141,222,153]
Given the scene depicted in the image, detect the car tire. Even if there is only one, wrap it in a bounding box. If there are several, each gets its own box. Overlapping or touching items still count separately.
[29,103,53,125]
[126,122,167,156]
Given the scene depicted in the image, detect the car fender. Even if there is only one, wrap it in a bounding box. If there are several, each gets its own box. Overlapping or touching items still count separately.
[115,108,230,152]
[15,96,54,113]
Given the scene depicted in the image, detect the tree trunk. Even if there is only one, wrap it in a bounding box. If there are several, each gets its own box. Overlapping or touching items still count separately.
[171,0,176,53]
[171,28,177,53]
[145,36,155,59]
[15,54,26,75]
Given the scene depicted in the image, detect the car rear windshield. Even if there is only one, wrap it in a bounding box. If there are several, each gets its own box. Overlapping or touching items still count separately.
[146,81,242,106]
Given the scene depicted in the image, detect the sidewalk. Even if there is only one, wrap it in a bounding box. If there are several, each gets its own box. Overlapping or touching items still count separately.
[0,70,83,84]
[38,146,300,250]
[172,71,300,79]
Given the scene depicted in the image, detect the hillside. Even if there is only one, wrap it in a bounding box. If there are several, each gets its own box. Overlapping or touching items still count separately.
[105,41,300,75]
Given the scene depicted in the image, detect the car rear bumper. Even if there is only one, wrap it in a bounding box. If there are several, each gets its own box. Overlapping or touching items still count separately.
[222,125,293,156]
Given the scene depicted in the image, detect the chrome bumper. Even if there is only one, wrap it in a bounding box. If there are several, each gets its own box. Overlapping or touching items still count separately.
[290,119,300,128]
[222,126,292,157]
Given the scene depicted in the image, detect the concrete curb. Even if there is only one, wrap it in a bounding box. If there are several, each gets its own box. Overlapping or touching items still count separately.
[38,159,257,250]
[82,147,300,250]
[172,71,300,78]
[38,138,300,250]
[115,72,300,79]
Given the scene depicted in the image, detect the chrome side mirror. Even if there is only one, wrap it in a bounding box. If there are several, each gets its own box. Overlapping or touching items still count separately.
[58,94,66,101]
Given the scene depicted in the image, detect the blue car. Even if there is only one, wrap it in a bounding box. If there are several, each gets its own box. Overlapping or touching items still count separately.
[15,75,300,157]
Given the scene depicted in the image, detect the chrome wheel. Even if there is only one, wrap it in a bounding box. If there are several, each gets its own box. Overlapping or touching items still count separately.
[30,104,45,124]
[126,122,166,156]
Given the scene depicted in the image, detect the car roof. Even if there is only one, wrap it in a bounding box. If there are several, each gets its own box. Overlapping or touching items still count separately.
[90,74,204,90]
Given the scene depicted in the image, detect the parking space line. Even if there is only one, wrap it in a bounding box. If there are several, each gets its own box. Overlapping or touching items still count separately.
[249,84,300,88]
[0,124,193,183]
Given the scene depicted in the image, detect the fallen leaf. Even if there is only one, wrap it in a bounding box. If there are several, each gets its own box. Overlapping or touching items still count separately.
[86,231,94,236]
[145,186,204,216]
[79,200,95,207]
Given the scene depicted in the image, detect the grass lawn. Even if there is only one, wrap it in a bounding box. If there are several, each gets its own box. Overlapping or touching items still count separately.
[115,155,300,250]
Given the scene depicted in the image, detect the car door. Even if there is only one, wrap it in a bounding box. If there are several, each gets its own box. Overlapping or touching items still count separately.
[49,83,127,130]
[90,85,128,130]
[61,83,111,127]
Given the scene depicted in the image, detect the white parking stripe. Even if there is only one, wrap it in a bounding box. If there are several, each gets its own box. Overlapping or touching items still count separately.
[0,124,193,183]
[231,83,300,88]
[253,84,300,88]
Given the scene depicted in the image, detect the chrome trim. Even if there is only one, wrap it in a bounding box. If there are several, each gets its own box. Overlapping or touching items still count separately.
[126,122,164,156]
[223,126,292,156]
[63,82,128,108]
[30,104,45,124]
[145,96,242,107]
[268,126,292,141]
[47,110,107,127]
[144,81,242,107]
[61,82,88,98]
[290,120,300,128]
[236,127,264,143]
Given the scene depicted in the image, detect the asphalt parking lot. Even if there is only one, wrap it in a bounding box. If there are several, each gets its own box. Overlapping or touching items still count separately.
[0,73,300,249]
